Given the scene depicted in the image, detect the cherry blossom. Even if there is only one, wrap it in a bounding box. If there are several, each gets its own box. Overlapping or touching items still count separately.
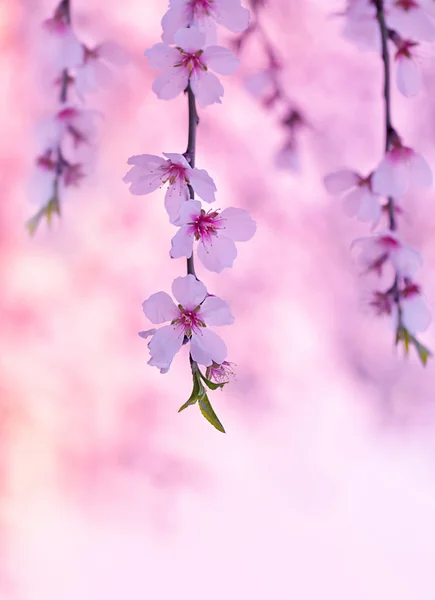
[38,105,100,149]
[324,168,382,224]
[123,153,216,224]
[75,42,129,100]
[397,281,431,333]
[42,14,84,70]
[385,0,435,42]
[141,274,234,371]
[342,0,380,52]
[206,360,236,387]
[353,233,422,278]
[372,139,432,198]
[391,34,422,97]
[145,27,240,108]
[161,0,250,45]
[170,200,256,272]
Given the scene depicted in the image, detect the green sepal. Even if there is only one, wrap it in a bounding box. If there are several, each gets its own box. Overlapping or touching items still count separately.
[26,196,60,236]
[396,326,431,367]
[198,393,226,433]
[178,370,202,412]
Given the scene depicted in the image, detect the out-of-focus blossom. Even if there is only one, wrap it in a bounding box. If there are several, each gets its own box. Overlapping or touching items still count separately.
[123,153,216,224]
[397,281,431,333]
[75,41,129,100]
[391,33,422,97]
[141,275,234,371]
[275,139,300,171]
[38,106,101,149]
[145,27,240,108]
[342,0,381,52]
[353,233,423,277]
[372,140,432,198]
[244,69,275,99]
[385,0,435,42]
[161,0,250,45]
[42,15,84,70]
[170,199,256,272]
[324,168,382,225]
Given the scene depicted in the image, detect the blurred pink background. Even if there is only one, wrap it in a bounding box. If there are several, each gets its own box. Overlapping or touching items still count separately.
[2,0,435,598]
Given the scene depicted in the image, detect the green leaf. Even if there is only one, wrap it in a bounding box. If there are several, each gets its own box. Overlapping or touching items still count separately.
[198,393,226,433]
[178,370,203,413]
[198,370,227,391]
[413,339,432,367]
[26,197,60,236]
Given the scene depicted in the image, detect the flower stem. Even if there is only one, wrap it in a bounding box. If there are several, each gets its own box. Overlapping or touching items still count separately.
[185,82,199,278]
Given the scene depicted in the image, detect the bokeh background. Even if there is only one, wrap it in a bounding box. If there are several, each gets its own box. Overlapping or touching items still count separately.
[2,0,435,598]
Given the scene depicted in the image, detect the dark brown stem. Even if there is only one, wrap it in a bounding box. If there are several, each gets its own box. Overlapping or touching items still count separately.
[184,82,199,278]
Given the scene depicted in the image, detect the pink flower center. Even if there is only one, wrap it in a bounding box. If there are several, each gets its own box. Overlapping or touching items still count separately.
[189,210,223,243]
[173,306,206,336]
[379,235,400,250]
[395,40,418,60]
[395,0,419,10]
[175,49,207,74]
[187,0,214,18]
[163,162,188,186]
[389,143,413,163]
[57,107,79,122]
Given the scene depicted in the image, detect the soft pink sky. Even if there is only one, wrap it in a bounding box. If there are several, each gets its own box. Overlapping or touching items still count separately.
[2,1,435,598]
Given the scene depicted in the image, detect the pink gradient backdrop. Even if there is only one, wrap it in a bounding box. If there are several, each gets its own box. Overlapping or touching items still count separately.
[2,0,435,597]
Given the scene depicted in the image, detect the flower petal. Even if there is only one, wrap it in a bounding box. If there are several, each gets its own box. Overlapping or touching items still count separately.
[190,329,227,366]
[172,274,207,309]
[170,226,195,259]
[402,295,431,334]
[409,152,432,188]
[178,199,202,225]
[152,67,189,101]
[202,46,240,75]
[161,5,187,44]
[162,152,191,170]
[197,235,237,272]
[145,43,180,69]
[164,180,190,224]
[372,154,408,197]
[174,27,205,52]
[218,207,256,241]
[188,168,217,203]
[341,186,365,217]
[396,56,421,97]
[147,324,184,368]
[142,291,179,324]
[190,70,224,108]
[213,0,250,33]
[324,168,359,195]
[199,296,234,326]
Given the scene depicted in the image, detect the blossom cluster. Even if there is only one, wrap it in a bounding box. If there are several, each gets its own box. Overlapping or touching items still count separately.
[28,0,125,233]
[126,0,255,431]
[234,0,306,171]
[326,0,432,364]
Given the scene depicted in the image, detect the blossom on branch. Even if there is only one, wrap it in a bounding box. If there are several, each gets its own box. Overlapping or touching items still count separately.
[390,32,422,97]
[353,233,422,278]
[75,41,128,99]
[324,168,382,225]
[141,274,234,372]
[161,0,250,44]
[385,0,435,42]
[170,199,256,272]
[372,138,432,198]
[145,27,240,107]
[123,153,216,223]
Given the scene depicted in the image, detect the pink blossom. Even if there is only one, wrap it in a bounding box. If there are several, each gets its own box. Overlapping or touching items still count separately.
[75,42,129,100]
[38,106,100,149]
[141,275,234,371]
[398,281,431,333]
[161,0,250,45]
[393,37,422,97]
[145,27,240,108]
[342,0,380,52]
[42,16,84,70]
[372,141,432,198]
[385,0,435,42]
[324,168,381,225]
[353,233,422,278]
[170,200,256,272]
[123,153,216,224]
[206,360,236,388]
